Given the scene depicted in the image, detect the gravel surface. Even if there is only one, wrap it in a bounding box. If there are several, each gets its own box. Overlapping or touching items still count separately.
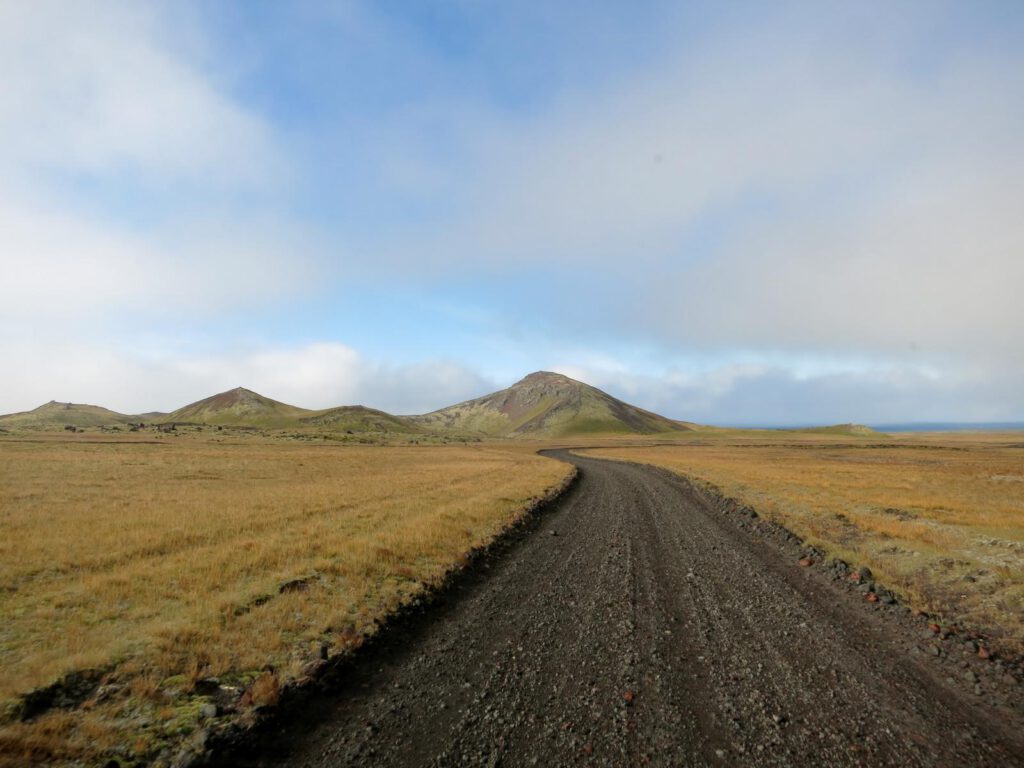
[221,450,1024,767]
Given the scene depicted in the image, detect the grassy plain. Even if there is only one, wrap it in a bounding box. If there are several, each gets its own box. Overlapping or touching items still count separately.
[587,434,1024,652]
[0,435,571,765]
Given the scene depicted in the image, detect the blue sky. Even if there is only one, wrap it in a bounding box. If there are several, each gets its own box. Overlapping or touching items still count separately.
[2,0,1023,423]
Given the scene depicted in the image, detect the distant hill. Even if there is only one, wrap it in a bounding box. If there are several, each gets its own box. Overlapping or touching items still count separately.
[0,401,135,429]
[790,423,879,437]
[410,371,693,437]
[300,405,422,433]
[163,387,421,432]
[163,387,313,428]
[869,422,1024,433]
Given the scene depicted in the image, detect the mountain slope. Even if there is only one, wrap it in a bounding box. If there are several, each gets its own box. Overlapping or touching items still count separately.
[163,387,313,428]
[411,371,692,437]
[0,401,135,429]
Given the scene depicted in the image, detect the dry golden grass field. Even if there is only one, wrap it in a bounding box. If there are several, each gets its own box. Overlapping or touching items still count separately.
[587,434,1024,654]
[3,429,1022,765]
[0,436,571,765]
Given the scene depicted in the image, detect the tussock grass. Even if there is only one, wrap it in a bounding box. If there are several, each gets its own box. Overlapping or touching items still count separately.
[588,438,1024,652]
[0,438,569,764]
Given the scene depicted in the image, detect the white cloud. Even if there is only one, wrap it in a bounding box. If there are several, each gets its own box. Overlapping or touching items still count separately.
[383,5,1024,378]
[0,0,315,326]
[637,98,1024,363]
[0,193,318,323]
[0,0,276,183]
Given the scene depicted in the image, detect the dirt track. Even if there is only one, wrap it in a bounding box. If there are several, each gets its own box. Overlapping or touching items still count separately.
[226,450,1024,767]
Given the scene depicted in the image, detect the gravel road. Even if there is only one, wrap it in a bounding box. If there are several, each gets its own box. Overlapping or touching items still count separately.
[225,450,1024,767]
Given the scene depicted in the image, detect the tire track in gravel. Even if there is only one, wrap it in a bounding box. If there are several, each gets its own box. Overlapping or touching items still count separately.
[224,450,1024,767]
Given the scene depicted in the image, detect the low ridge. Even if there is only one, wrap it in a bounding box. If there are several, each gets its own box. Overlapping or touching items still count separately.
[410,371,692,437]
[790,423,879,437]
[300,405,423,433]
[0,401,135,428]
[163,388,422,432]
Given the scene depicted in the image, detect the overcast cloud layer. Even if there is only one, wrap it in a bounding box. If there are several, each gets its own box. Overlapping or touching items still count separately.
[1,1,1021,424]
